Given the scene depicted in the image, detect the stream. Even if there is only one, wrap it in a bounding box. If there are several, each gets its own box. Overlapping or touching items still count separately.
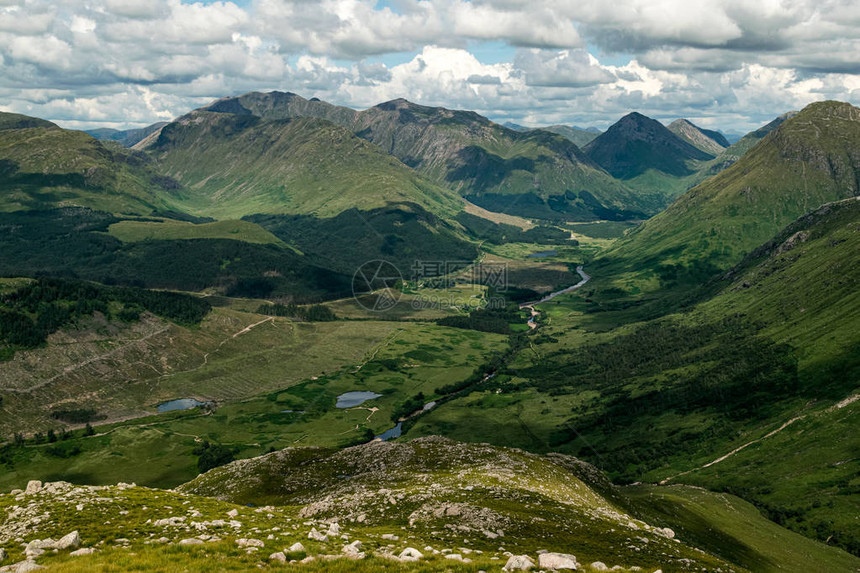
[521,265,590,329]
[375,267,589,439]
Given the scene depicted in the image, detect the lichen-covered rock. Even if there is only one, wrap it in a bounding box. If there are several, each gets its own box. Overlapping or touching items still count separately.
[54,531,81,550]
[398,547,423,561]
[24,481,42,495]
[1,559,46,572]
[269,552,286,562]
[653,527,675,539]
[503,554,535,571]
[342,540,364,558]
[24,539,54,558]
[538,552,577,570]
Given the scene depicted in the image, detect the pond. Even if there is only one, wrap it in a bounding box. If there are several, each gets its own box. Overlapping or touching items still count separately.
[335,391,383,409]
[157,398,207,413]
[375,423,402,441]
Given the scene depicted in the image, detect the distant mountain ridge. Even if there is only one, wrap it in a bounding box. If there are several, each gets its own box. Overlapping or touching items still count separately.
[584,112,715,179]
[144,109,462,219]
[87,122,168,148]
[610,101,860,269]
[181,91,655,221]
[667,119,729,154]
[541,124,602,147]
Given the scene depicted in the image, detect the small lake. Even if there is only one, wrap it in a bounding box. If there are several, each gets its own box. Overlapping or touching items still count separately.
[157,398,207,413]
[375,423,402,441]
[335,391,382,409]
[527,250,557,258]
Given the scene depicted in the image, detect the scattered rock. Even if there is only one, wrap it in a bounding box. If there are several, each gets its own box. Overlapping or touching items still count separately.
[307,528,328,542]
[591,562,609,571]
[154,517,186,527]
[653,527,675,539]
[381,533,399,541]
[269,552,286,563]
[227,509,239,518]
[179,538,204,545]
[342,540,364,558]
[538,552,577,570]
[236,539,264,548]
[54,531,81,550]
[24,539,54,558]
[288,542,306,553]
[327,522,340,537]
[69,548,96,556]
[503,555,535,571]
[24,481,42,495]
[0,548,4,563]
[398,547,424,561]
[2,560,46,573]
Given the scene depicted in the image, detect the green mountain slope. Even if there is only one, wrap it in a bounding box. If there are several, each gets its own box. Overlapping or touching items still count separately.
[198,91,654,221]
[0,209,351,301]
[696,112,797,180]
[0,113,185,215]
[141,109,476,274]
[667,119,729,155]
[144,111,462,220]
[610,101,860,271]
[178,436,859,572]
[409,196,860,556]
[4,437,856,572]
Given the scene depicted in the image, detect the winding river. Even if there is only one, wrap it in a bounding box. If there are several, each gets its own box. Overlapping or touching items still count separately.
[521,265,590,329]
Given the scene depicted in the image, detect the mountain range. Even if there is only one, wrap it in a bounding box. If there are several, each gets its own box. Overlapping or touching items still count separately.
[0,93,858,572]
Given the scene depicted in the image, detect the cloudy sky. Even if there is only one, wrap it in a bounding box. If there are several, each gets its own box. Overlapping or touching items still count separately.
[2,0,860,133]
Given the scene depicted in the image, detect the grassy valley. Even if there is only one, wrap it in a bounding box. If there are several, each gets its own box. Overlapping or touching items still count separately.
[0,94,859,573]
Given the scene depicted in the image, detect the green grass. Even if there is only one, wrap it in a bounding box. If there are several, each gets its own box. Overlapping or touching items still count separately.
[407,196,860,557]
[623,484,860,573]
[0,319,506,490]
[564,220,638,240]
[108,219,287,246]
[0,308,403,436]
[673,397,860,556]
